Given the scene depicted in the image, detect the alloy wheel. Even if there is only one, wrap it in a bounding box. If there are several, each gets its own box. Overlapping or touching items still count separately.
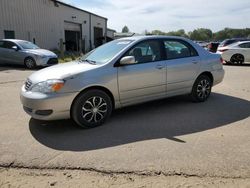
[25,58,35,69]
[81,96,107,123]
[197,79,211,99]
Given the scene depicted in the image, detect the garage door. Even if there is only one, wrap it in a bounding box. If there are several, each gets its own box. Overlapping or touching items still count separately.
[64,22,84,52]
[64,22,81,32]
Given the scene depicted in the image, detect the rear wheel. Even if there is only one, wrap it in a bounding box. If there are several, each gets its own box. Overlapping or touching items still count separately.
[191,75,212,102]
[24,57,36,69]
[230,54,244,65]
[71,90,113,128]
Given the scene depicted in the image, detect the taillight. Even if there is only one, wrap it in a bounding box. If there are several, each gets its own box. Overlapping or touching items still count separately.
[220,57,224,64]
[218,49,228,52]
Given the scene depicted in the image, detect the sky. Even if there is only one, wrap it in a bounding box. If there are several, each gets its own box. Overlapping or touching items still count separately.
[60,0,250,33]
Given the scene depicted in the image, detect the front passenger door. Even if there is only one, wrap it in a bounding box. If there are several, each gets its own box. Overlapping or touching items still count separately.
[117,40,166,105]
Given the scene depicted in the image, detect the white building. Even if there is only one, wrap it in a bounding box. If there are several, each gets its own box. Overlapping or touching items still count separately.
[0,0,111,52]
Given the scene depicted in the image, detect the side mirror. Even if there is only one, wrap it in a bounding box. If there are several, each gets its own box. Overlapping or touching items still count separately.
[12,46,18,51]
[120,56,136,65]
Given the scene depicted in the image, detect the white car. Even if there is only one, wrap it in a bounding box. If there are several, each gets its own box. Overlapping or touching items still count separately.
[217,41,250,64]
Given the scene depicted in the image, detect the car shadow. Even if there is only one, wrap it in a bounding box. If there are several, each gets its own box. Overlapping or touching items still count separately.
[223,63,250,67]
[0,64,43,71]
[29,93,250,151]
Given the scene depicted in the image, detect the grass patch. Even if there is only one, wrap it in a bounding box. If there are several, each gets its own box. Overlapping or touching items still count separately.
[51,50,82,63]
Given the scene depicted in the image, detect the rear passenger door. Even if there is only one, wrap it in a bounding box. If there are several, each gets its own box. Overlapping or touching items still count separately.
[163,39,201,95]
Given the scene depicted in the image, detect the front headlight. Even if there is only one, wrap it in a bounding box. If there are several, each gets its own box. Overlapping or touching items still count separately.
[34,54,47,59]
[30,79,65,93]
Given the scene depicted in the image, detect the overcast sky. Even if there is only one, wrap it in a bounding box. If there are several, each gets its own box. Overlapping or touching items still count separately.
[61,0,250,33]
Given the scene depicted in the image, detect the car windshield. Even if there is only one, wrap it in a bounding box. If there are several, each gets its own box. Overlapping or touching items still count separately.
[81,40,133,64]
[18,41,40,49]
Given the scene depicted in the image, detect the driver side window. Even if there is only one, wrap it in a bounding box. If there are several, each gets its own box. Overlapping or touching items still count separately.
[125,40,162,64]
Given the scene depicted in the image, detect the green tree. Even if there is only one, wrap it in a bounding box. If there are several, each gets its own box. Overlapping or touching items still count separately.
[189,28,213,41]
[150,30,166,35]
[213,28,250,41]
[166,29,189,38]
[122,26,129,33]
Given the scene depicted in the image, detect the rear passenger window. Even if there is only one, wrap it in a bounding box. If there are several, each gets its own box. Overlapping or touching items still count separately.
[125,40,162,64]
[239,43,250,48]
[0,41,4,48]
[164,40,198,59]
[3,41,16,49]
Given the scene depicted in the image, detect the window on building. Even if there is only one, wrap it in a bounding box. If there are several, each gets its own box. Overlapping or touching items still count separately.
[4,30,15,39]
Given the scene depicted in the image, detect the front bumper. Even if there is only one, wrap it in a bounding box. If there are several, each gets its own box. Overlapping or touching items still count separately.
[36,56,58,66]
[20,86,78,120]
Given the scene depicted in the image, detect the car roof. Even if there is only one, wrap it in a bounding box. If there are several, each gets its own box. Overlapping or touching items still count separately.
[1,39,28,43]
[117,35,188,41]
[237,41,250,44]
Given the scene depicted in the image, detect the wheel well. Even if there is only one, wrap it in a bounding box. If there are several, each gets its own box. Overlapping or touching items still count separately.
[70,86,115,117]
[198,72,214,84]
[231,53,244,59]
[24,56,35,63]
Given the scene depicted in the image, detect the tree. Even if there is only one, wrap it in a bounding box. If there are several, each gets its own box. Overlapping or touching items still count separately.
[189,28,213,41]
[122,26,129,33]
[151,30,166,35]
[166,29,189,38]
[146,28,250,41]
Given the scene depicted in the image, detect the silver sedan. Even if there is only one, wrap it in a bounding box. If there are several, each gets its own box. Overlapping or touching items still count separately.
[0,39,58,69]
[20,36,224,128]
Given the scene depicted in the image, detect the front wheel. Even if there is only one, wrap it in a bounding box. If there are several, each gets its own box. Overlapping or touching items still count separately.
[24,57,36,69]
[71,90,113,128]
[191,75,212,102]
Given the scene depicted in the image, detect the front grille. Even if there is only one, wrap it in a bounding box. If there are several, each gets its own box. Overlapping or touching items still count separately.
[23,106,33,113]
[47,58,58,65]
[25,79,32,90]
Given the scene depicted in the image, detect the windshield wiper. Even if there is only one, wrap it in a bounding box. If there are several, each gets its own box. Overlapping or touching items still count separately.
[79,59,96,65]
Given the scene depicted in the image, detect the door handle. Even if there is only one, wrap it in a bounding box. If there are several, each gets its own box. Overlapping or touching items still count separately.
[156,65,164,69]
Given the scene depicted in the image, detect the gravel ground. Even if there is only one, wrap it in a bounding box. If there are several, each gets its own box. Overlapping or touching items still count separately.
[0,64,250,187]
[1,168,250,188]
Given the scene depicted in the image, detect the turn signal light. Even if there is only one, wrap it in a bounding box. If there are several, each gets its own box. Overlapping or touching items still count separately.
[52,83,65,92]
[219,49,228,52]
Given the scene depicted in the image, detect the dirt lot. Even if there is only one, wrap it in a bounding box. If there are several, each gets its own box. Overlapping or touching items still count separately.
[0,64,250,187]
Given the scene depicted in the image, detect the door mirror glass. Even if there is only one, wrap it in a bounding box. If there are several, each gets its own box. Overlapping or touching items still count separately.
[12,46,18,51]
[120,56,136,65]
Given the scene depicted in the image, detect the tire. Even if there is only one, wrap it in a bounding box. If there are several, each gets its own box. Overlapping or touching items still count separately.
[71,89,113,128]
[191,75,212,102]
[24,57,36,69]
[230,54,244,65]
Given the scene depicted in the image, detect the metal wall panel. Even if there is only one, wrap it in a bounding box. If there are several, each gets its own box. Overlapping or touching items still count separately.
[0,0,107,52]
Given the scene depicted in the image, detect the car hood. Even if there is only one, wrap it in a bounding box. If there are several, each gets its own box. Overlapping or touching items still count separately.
[25,49,57,57]
[28,61,99,84]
